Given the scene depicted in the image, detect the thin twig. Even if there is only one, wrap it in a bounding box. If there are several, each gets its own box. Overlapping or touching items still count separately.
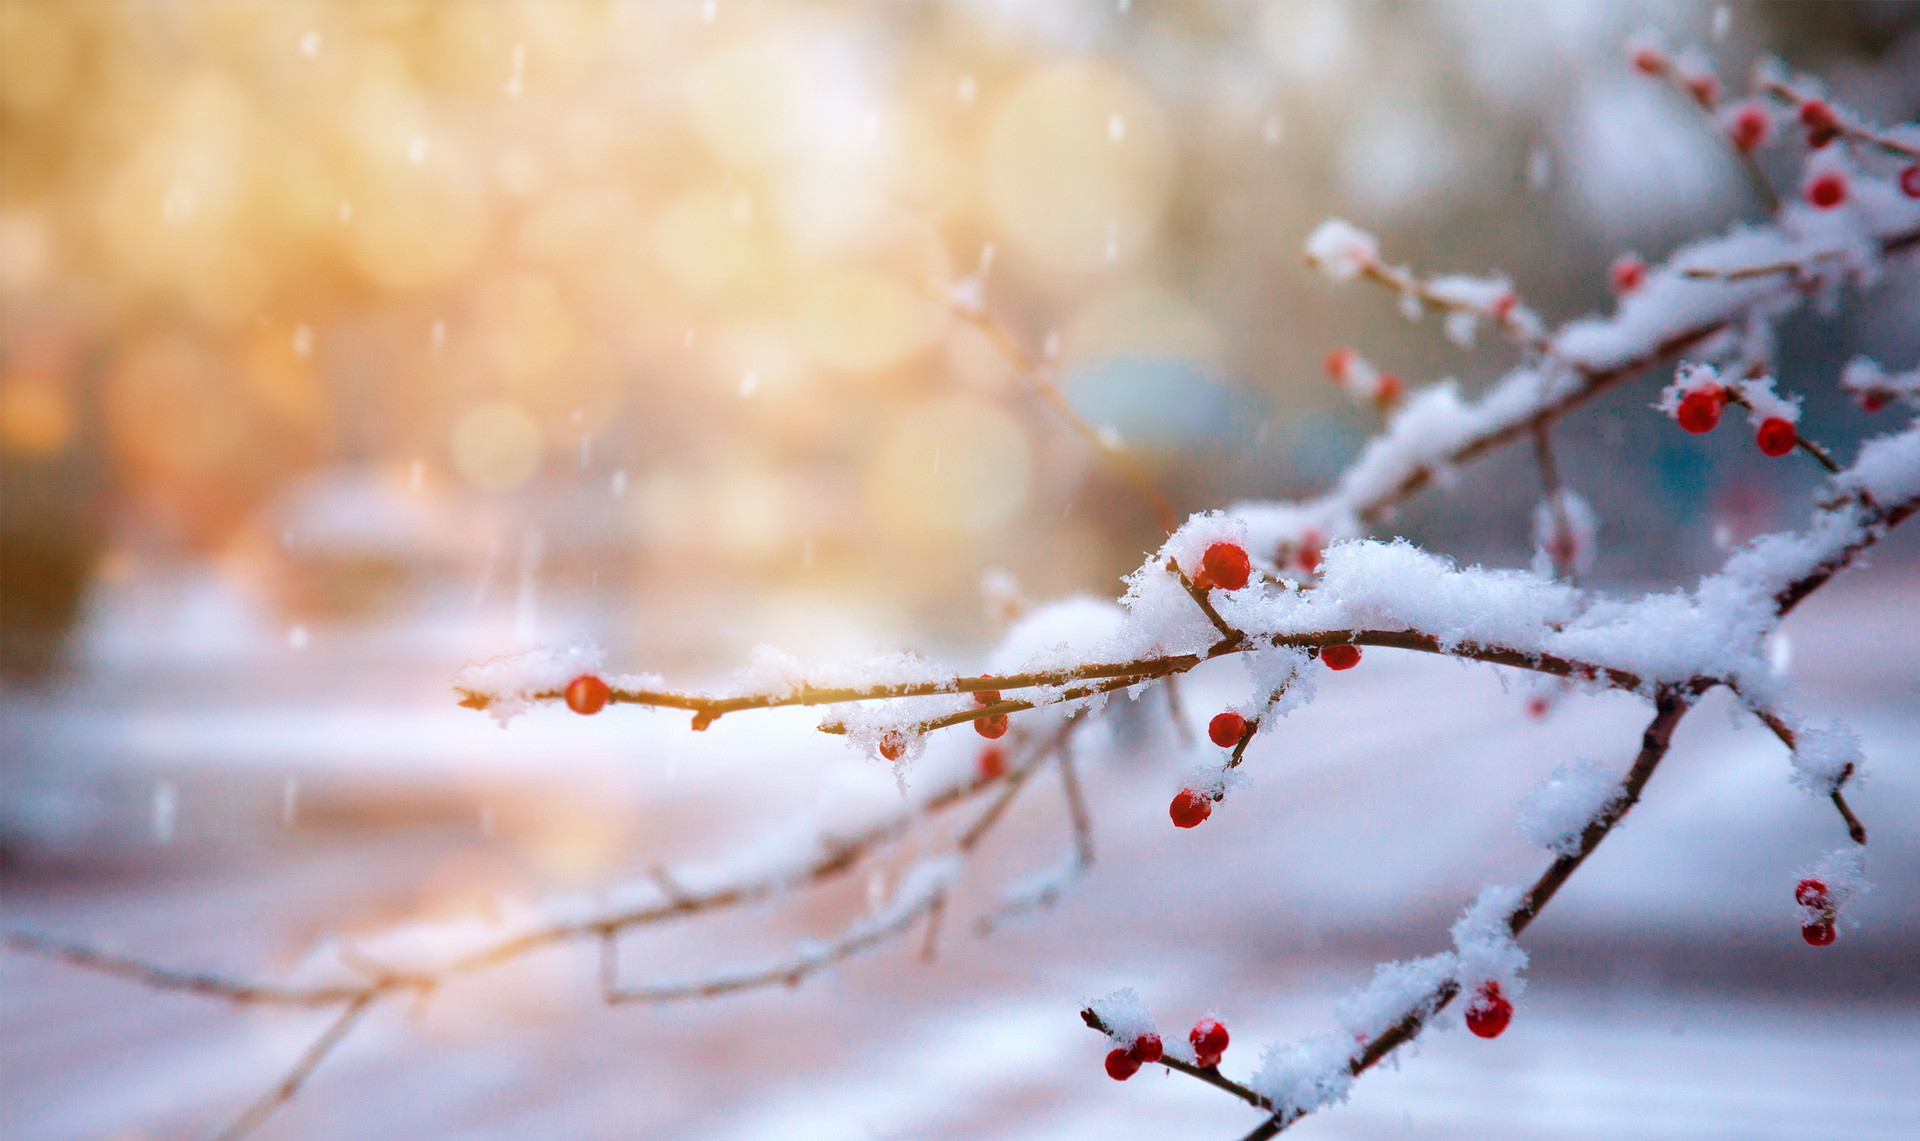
[1056,737,1096,872]
[1531,420,1579,584]
[212,993,377,1141]
[1227,689,1694,1138]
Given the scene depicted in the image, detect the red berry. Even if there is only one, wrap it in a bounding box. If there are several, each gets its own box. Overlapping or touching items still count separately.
[1525,695,1550,720]
[1726,102,1771,152]
[1466,981,1513,1039]
[1631,47,1665,75]
[1805,172,1847,209]
[1190,1017,1230,1067]
[1201,542,1251,592]
[977,746,1007,781]
[1795,878,1831,910]
[1297,544,1322,575]
[565,674,610,715]
[1863,392,1887,414]
[1686,74,1720,107]
[975,713,1009,739]
[1800,100,1840,147]
[1128,1033,1163,1064]
[879,731,907,762]
[1608,254,1646,295]
[1321,644,1361,671]
[1323,347,1355,383]
[1756,417,1797,457]
[1208,711,1247,748]
[1374,373,1403,408]
[1677,390,1723,434]
[1491,291,1518,321]
[973,685,1002,706]
[1170,788,1213,829]
[1105,1047,1141,1080]
[1802,920,1837,947]
[1900,165,1920,198]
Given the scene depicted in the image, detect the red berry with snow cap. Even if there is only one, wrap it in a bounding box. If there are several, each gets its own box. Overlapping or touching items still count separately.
[1756,418,1797,457]
[1805,172,1847,209]
[1209,711,1247,748]
[879,732,907,762]
[1466,981,1513,1039]
[1128,1033,1163,1064]
[1795,878,1831,910]
[1201,541,1251,592]
[1105,1047,1141,1080]
[1321,644,1361,671]
[1170,788,1212,829]
[565,674,610,715]
[1191,1017,1230,1067]
[1802,920,1837,946]
[1609,254,1646,295]
[1677,389,1723,434]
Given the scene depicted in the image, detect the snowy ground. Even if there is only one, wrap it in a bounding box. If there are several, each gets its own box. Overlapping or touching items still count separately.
[3,566,1917,1141]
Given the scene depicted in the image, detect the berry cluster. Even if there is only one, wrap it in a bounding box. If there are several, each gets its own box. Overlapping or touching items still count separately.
[1103,1032,1161,1080]
[1668,376,1798,457]
[1796,878,1839,946]
[1324,347,1404,410]
[1104,1017,1231,1080]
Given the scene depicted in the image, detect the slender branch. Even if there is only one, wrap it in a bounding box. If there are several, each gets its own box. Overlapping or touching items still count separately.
[0,933,406,1008]
[1167,556,1245,647]
[1229,689,1694,1138]
[1163,672,1195,748]
[1729,688,1869,845]
[1081,1008,1274,1110]
[1056,736,1096,871]
[1760,81,1920,159]
[1331,224,1920,528]
[603,890,944,1005]
[212,993,378,1141]
[1531,420,1579,583]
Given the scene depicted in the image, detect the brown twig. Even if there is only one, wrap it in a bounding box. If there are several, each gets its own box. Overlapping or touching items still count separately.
[1759,80,1920,159]
[1224,689,1694,1139]
[212,993,378,1141]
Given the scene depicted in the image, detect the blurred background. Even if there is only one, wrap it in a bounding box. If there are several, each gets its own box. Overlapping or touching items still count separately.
[3,2,1919,1139]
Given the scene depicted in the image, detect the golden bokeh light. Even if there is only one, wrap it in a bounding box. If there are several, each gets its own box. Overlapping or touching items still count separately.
[985,62,1173,280]
[798,267,944,378]
[0,373,74,458]
[688,38,808,171]
[869,395,1032,540]
[105,335,249,479]
[451,400,542,491]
